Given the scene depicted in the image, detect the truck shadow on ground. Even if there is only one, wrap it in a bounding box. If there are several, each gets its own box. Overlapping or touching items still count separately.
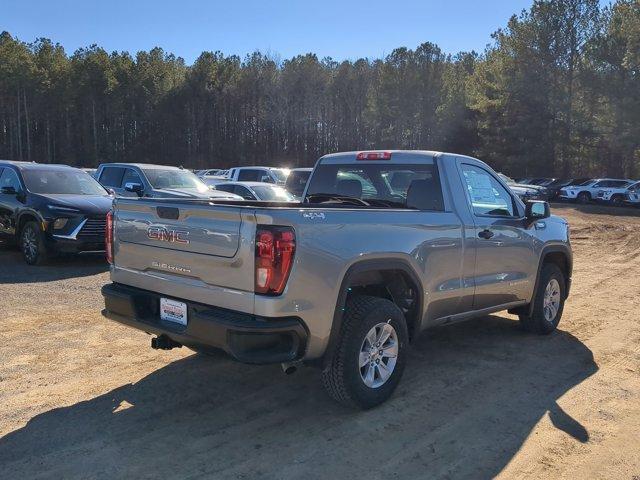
[0,244,107,283]
[0,316,597,479]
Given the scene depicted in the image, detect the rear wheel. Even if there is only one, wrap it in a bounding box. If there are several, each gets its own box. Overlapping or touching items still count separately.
[20,221,48,265]
[610,195,624,206]
[321,295,408,409]
[519,263,565,334]
[577,192,590,204]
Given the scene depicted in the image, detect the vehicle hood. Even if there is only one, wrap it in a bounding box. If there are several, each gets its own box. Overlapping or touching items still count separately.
[517,183,547,192]
[36,194,113,214]
[152,188,244,200]
[152,188,216,198]
[509,185,537,194]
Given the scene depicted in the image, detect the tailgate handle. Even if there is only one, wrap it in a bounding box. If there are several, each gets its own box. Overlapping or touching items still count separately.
[157,207,180,220]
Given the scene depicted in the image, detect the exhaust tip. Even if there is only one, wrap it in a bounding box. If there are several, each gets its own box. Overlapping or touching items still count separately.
[281,362,298,375]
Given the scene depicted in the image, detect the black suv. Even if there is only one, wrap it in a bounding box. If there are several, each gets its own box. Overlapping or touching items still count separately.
[0,160,113,265]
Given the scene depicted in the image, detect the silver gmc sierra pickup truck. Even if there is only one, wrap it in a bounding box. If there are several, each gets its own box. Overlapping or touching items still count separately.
[102,150,572,409]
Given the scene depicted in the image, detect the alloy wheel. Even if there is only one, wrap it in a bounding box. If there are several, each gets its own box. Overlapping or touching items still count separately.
[22,226,38,263]
[359,322,399,388]
[543,278,561,323]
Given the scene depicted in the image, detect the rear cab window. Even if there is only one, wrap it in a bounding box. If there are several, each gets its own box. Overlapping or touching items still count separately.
[238,169,262,181]
[305,154,444,210]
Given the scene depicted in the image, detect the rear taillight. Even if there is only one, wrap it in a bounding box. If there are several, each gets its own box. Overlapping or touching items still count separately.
[356,151,392,160]
[255,226,295,295]
[105,211,114,264]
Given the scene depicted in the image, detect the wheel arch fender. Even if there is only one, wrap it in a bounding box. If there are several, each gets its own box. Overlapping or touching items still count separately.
[528,244,572,316]
[17,209,45,235]
[321,257,424,368]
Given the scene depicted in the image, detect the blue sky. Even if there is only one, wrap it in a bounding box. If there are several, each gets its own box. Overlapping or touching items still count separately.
[4,0,540,63]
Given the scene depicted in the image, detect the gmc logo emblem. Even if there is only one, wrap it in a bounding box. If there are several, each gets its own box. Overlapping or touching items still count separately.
[147,226,190,244]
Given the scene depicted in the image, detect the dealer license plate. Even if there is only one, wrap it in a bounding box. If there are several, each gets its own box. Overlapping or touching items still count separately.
[160,298,187,326]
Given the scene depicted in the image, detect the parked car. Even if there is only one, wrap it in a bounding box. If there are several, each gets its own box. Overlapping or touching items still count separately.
[625,183,640,207]
[284,167,313,198]
[214,181,297,202]
[0,160,113,265]
[546,178,591,200]
[102,150,572,409]
[95,163,242,200]
[199,175,229,187]
[81,168,97,178]
[595,180,639,206]
[196,168,225,178]
[226,166,290,185]
[498,174,550,201]
[559,178,630,204]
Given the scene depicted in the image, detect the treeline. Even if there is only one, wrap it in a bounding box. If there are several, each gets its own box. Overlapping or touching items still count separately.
[0,0,638,177]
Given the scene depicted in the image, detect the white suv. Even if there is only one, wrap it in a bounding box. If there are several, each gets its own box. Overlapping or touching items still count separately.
[559,179,627,204]
[596,180,639,206]
[625,183,640,207]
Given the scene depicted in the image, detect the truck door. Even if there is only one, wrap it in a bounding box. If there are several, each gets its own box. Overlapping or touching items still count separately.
[458,163,537,310]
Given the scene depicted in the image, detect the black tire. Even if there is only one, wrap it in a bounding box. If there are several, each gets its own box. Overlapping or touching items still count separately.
[20,221,49,265]
[519,263,565,334]
[577,192,590,204]
[321,295,409,409]
[610,195,623,206]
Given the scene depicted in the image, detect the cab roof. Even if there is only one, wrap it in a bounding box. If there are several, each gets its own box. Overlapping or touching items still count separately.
[98,163,183,170]
[0,160,79,171]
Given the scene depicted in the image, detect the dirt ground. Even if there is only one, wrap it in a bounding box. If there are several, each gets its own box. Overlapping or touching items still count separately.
[1,203,639,479]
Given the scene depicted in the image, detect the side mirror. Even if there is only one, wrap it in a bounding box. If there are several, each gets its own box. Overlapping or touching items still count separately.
[1,186,17,195]
[261,175,274,184]
[124,182,144,196]
[525,200,550,220]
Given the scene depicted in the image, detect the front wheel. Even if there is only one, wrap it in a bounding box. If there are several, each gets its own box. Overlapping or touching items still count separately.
[577,192,590,204]
[20,221,49,265]
[321,295,408,409]
[519,263,565,334]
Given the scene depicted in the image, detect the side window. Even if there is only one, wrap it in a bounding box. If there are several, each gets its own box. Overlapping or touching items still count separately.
[121,168,143,188]
[99,167,125,188]
[0,168,22,192]
[234,185,254,199]
[238,169,260,181]
[461,165,515,217]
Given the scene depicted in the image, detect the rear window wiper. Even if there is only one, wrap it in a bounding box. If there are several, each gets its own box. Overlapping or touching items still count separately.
[305,193,370,206]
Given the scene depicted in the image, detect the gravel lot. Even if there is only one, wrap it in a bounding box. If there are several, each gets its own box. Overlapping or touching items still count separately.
[1,204,639,479]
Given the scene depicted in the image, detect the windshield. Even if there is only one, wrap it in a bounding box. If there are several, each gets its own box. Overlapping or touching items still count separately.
[305,163,442,209]
[143,169,209,193]
[270,168,290,182]
[22,169,107,195]
[252,185,297,201]
[285,170,312,195]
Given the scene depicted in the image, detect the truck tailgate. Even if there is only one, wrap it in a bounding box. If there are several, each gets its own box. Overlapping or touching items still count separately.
[111,199,256,312]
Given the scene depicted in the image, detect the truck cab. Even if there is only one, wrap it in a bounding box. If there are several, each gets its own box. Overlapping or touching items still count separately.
[226,166,290,185]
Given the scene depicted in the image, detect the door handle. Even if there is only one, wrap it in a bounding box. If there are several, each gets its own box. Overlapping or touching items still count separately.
[478,229,494,239]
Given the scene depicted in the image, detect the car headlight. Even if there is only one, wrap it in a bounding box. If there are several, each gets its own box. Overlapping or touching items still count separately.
[53,218,68,229]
